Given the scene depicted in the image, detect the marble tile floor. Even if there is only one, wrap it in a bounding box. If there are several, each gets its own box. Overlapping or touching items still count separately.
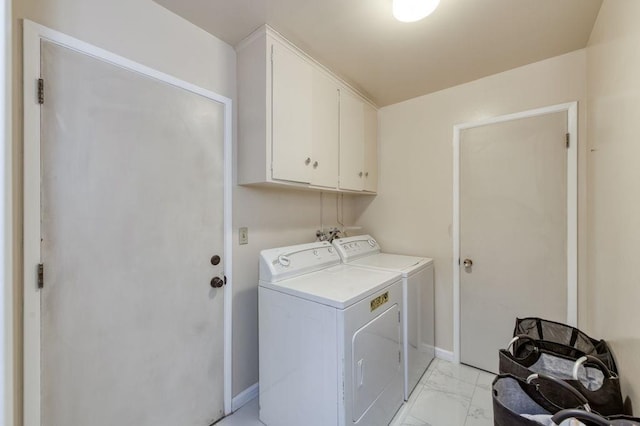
[390,359,495,426]
[216,358,495,426]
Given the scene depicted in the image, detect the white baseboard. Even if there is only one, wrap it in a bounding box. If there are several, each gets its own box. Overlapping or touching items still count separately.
[435,347,454,362]
[231,382,259,412]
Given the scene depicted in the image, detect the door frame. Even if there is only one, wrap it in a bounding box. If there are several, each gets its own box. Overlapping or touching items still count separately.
[22,20,234,425]
[452,102,578,364]
[2,1,12,426]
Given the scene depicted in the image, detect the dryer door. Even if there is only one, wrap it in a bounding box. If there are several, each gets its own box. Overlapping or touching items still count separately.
[352,303,402,422]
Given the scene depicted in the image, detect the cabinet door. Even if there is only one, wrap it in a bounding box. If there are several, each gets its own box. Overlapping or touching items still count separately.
[339,90,364,191]
[311,71,339,188]
[363,103,378,192]
[271,42,313,183]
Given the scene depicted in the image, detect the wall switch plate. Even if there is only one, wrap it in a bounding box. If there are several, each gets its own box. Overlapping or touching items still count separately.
[239,227,248,245]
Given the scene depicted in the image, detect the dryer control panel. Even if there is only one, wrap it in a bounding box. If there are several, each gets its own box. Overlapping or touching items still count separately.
[332,234,381,262]
[259,241,341,283]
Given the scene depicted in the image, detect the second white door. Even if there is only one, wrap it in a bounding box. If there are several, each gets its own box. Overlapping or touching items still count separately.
[459,110,570,373]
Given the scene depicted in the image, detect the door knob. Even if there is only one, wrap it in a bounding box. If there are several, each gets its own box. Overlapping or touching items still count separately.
[210,276,226,288]
[463,259,473,268]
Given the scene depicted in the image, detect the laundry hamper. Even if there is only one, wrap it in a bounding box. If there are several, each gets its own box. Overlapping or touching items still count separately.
[551,409,640,426]
[512,318,617,374]
[499,336,625,416]
[493,373,593,426]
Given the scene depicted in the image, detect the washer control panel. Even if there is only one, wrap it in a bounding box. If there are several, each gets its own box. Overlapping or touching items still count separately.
[332,234,381,261]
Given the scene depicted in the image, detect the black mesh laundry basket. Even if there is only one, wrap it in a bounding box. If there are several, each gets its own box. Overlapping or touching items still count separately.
[552,409,640,426]
[499,336,625,416]
[493,373,592,426]
[513,318,618,374]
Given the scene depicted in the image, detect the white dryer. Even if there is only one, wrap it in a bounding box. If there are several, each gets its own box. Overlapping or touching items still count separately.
[333,235,435,401]
[258,241,404,426]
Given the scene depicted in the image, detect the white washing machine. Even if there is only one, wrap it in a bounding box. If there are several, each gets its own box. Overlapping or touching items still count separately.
[258,241,404,426]
[333,235,435,401]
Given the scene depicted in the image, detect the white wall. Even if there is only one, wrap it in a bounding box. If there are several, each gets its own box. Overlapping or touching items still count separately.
[353,50,588,354]
[586,0,640,409]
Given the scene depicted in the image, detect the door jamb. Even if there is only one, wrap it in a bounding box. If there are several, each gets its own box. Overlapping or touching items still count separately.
[22,20,234,425]
[452,102,578,364]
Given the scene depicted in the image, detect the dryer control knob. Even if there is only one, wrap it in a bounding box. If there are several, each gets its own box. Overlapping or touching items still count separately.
[328,247,334,253]
[368,239,376,247]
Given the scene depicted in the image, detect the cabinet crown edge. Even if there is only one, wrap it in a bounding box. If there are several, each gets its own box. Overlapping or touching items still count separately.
[236,24,377,109]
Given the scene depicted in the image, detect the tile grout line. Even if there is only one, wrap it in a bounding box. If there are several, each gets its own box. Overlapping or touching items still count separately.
[463,382,481,426]
[396,360,439,425]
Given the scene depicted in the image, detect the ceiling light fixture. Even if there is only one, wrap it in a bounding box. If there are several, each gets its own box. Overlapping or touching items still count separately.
[392,0,440,23]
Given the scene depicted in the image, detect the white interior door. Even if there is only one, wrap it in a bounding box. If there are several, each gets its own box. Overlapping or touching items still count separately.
[459,111,569,373]
[40,40,225,425]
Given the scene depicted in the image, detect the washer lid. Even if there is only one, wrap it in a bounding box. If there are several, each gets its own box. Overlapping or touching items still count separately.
[349,253,433,275]
[259,264,402,309]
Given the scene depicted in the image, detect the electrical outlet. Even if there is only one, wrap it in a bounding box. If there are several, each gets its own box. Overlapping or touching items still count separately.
[239,227,248,245]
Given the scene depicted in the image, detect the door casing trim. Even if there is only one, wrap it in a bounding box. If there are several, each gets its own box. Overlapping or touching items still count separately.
[452,102,578,364]
[22,20,234,425]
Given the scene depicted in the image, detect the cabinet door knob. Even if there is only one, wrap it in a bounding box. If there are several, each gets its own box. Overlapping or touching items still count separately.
[365,172,369,177]
[305,157,311,165]
[313,161,318,168]
[359,171,363,177]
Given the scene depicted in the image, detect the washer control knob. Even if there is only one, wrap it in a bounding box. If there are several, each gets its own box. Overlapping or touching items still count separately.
[278,255,290,267]
[328,247,334,253]
[368,239,376,247]
[313,249,319,256]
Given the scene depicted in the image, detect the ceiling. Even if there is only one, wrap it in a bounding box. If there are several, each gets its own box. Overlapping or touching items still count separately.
[154,0,603,106]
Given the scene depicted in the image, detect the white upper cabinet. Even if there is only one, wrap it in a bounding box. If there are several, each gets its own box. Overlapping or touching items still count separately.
[271,43,313,184]
[339,89,365,191]
[237,25,376,193]
[363,103,378,192]
[311,70,339,188]
[339,91,377,192]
